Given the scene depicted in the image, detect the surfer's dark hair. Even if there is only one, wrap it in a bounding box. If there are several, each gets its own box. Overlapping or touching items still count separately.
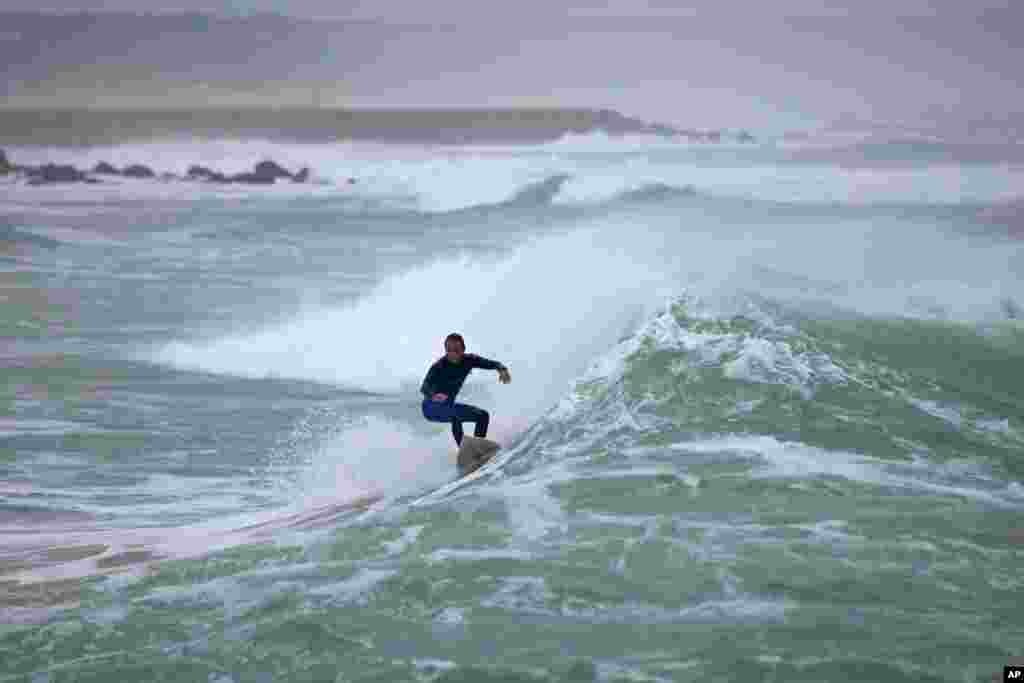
[444,333,465,350]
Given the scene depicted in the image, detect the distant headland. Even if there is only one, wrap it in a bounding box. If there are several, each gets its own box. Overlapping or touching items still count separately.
[0,107,755,147]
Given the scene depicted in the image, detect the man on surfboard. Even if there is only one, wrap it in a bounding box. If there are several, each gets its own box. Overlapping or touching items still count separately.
[420,333,511,446]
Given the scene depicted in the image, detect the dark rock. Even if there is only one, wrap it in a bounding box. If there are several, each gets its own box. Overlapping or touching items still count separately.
[737,130,756,143]
[227,158,296,183]
[187,164,212,178]
[187,165,228,183]
[7,151,317,189]
[122,164,155,178]
[347,177,357,185]
[228,159,294,184]
[27,164,89,184]
[253,160,293,181]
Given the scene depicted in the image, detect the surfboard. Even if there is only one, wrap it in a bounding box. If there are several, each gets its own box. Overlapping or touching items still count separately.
[456,436,501,476]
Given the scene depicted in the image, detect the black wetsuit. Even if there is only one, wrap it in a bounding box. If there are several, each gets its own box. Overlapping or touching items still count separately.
[420,353,506,446]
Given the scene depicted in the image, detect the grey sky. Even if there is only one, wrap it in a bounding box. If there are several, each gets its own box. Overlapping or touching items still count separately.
[1,1,1020,133]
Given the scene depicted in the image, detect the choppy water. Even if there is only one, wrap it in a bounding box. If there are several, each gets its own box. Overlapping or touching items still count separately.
[2,133,1023,682]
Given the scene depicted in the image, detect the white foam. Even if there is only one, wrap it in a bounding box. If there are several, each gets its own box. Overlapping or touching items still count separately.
[908,398,964,428]
[548,297,847,424]
[0,418,101,437]
[80,604,130,626]
[792,520,861,543]
[306,568,398,604]
[671,435,1024,508]
[480,575,551,613]
[261,415,455,509]
[480,571,790,626]
[975,417,1013,434]
[426,547,534,562]
[675,597,791,622]
[432,607,465,625]
[546,129,704,151]
[722,339,848,396]
[491,472,570,543]
[381,524,426,555]
[412,659,458,676]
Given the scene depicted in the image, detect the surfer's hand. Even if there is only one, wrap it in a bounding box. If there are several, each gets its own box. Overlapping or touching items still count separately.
[498,368,511,384]
[432,393,448,402]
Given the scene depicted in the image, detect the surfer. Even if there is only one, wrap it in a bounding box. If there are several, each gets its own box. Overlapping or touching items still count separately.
[420,333,511,446]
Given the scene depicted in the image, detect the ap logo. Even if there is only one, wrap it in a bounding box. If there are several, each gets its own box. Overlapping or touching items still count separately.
[1006,666,1024,681]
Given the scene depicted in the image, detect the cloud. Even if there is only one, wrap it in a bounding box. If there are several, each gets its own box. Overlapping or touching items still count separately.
[1,4,1019,133]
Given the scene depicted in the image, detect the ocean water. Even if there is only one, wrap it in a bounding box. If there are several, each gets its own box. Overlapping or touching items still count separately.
[1,132,1023,682]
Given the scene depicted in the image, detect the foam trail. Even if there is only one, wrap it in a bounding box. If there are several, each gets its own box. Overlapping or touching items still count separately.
[291,416,455,502]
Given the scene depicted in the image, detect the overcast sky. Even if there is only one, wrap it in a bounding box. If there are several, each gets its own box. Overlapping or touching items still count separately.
[1,1,1021,133]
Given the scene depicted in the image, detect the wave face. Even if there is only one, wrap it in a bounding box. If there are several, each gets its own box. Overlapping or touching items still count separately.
[2,133,1023,682]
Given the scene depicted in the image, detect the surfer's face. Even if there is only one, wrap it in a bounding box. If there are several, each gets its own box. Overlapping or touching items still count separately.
[445,341,465,364]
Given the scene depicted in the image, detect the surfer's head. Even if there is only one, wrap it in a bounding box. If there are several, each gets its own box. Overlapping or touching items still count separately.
[444,333,465,363]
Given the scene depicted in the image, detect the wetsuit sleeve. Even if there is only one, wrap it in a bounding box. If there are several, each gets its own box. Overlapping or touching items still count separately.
[469,354,506,371]
[420,361,441,397]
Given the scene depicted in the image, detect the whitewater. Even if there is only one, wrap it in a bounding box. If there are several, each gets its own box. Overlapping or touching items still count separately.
[1,132,1023,682]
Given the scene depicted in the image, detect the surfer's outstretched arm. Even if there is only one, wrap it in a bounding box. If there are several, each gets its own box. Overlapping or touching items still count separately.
[469,354,511,383]
[467,354,505,371]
